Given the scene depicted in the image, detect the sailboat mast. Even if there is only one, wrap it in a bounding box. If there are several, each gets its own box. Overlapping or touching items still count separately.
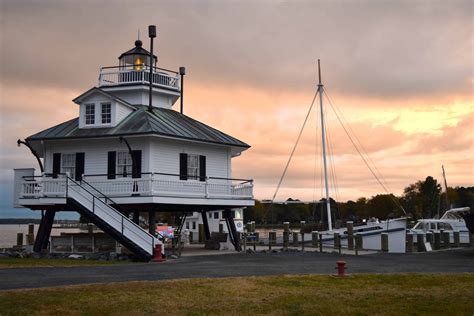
[442,165,450,211]
[318,59,332,231]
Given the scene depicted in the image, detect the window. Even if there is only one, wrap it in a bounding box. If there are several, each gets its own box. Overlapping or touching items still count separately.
[187,154,200,180]
[214,212,219,219]
[208,213,212,219]
[186,222,189,230]
[61,154,76,176]
[231,211,236,219]
[117,151,132,177]
[85,104,95,125]
[192,221,196,230]
[101,103,111,124]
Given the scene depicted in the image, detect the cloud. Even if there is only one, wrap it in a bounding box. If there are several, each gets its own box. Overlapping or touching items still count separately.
[0,1,472,202]
[1,0,472,99]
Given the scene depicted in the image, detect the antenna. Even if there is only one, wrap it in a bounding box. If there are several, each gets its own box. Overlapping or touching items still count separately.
[318,59,322,85]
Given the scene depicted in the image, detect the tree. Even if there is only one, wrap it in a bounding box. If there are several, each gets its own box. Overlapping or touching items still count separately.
[401,176,441,218]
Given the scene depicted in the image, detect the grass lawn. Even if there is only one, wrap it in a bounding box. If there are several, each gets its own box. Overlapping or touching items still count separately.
[0,257,132,268]
[0,274,473,315]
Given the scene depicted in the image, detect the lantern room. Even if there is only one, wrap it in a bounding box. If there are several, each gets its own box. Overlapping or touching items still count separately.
[118,39,157,70]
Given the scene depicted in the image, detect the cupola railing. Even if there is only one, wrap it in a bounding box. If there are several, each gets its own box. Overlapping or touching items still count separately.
[98,65,180,90]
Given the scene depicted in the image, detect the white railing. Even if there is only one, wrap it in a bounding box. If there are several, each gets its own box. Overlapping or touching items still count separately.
[98,66,180,90]
[19,174,253,200]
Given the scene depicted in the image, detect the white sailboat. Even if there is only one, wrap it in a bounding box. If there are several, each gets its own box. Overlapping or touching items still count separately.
[271,60,407,252]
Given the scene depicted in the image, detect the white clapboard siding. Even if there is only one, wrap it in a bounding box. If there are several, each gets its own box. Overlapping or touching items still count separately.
[116,102,134,123]
[43,139,148,175]
[150,138,231,178]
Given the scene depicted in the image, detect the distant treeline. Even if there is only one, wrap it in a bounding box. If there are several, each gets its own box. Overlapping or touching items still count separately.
[0,218,79,225]
[245,176,474,227]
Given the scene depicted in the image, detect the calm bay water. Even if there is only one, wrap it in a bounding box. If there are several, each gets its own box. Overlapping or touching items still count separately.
[0,224,82,248]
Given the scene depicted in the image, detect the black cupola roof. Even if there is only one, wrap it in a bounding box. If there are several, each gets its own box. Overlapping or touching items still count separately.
[118,39,157,67]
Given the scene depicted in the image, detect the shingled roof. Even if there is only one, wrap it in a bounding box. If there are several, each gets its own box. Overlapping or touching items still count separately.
[27,106,250,148]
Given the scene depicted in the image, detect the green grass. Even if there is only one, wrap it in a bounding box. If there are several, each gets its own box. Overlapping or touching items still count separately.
[1,274,473,315]
[0,257,131,268]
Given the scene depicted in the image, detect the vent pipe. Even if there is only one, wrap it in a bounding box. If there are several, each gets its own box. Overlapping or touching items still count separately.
[179,66,186,114]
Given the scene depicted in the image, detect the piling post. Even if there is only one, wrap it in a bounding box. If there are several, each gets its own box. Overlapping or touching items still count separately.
[319,233,323,252]
[347,221,354,250]
[426,231,433,247]
[434,232,441,250]
[355,234,363,253]
[269,231,276,250]
[198,224,204,243]
[442,231,450,249]
[292,232,299,247]
[16,233,23,247]
[312,231,319,247]
[453,231,460,248]
[333,232,340,251]
[283,231,289,250]
[381,233,389,252]
[406,233,414,253]
[26,233,34,246]
[28,223,34,235]
[416,233,425,252]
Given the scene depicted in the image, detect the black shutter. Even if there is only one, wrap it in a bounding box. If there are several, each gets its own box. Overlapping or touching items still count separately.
[52,153,61,178]
[132,150,142,178]
[199,155,206,182]
[107,151,116,179]
[75,152,85,181]
[179,153,188,180]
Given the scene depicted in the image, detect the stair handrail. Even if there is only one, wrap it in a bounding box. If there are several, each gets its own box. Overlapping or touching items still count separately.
[65,176,157,250]
[79,178,123,211]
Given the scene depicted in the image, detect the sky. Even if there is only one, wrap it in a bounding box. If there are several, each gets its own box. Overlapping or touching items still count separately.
[0,0,472,210]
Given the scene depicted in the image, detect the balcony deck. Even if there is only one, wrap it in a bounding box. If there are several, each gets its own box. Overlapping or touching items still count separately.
[98,65,180,90]
[15,172,254,210]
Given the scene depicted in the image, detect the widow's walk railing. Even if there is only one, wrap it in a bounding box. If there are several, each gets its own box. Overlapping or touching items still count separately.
[98,65,180,90]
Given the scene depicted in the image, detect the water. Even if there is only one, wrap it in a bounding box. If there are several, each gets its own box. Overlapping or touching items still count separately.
[0,224,82,248]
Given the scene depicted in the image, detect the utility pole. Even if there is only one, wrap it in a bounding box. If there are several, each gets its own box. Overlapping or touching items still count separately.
[318,59,332,231]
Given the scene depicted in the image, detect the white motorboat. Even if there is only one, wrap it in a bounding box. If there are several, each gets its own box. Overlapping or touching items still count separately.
[410,207,471,243]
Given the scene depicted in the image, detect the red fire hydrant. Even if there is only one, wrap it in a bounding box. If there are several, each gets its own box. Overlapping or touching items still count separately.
[335,260,347,277]
[152,244,165,262]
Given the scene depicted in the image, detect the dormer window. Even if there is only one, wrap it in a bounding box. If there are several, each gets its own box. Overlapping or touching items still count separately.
[101,103,111,124]
[85,104,95,125]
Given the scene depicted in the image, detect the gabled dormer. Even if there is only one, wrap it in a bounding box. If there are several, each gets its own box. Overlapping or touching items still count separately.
[73,87,135,129]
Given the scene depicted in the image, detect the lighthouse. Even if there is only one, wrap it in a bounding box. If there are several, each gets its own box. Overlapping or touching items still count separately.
[13,29,254,260]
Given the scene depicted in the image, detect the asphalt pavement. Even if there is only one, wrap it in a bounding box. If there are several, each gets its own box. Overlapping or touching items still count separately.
[1,248,473,291]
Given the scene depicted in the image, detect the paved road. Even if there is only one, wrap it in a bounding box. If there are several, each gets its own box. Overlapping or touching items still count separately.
[1,249,473,291]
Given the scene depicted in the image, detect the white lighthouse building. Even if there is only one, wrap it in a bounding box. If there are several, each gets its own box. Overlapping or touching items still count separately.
[13,34,254,260]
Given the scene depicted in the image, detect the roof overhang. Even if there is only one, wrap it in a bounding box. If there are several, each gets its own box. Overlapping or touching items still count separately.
[72,87,136,110]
